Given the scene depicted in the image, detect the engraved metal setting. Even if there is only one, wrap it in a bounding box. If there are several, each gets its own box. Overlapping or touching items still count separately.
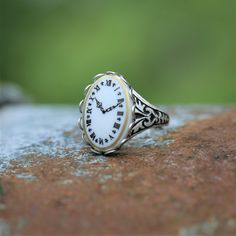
[79,71,169,155]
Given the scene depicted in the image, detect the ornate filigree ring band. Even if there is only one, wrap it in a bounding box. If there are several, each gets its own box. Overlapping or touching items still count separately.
[79,71,169,155]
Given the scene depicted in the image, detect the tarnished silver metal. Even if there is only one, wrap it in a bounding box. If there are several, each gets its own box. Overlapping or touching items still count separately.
[79,71,169,155]
[128,90,169,139]
[84,84,92,96]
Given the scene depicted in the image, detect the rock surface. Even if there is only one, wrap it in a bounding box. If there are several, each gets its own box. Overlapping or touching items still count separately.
[0,105,236,235]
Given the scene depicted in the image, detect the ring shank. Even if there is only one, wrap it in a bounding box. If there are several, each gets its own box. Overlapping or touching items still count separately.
[128,90,169,138]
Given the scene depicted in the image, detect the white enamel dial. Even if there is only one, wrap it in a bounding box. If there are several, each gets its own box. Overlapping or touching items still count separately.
[82,73,133,153]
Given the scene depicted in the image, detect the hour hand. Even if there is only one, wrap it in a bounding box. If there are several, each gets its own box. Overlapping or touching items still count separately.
[95,98,105,113]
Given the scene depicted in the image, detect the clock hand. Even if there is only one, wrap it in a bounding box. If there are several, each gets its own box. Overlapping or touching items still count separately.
[95,98,105,113]
[105,101,123,113]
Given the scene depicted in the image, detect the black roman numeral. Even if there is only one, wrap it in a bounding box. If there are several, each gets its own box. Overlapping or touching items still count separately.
[89,96,95,102]
[113,122,120,130]
[117,111,124,116]
[99,138,104,145]
[106,80,112,86]
[86,119,91,127]
[86,108,92,114]
[94,85,100,92]
[118,98,124,103]
[109,135,114,140]
[90,132,96,140]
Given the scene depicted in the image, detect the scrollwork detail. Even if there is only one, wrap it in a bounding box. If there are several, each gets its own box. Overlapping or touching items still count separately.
[129,96,169,137]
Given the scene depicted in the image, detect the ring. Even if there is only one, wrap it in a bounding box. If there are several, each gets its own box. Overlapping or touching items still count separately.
[79,71,170,155]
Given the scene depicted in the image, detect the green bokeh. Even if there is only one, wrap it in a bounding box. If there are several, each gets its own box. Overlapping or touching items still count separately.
[1,0,236,104]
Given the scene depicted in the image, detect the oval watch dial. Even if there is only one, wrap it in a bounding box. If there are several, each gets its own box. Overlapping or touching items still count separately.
[83,73,133,153]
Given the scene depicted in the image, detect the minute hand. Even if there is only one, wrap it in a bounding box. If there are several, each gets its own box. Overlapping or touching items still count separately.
[105,102,122,113]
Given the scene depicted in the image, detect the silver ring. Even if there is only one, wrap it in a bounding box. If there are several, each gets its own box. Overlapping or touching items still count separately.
[79,71,169,155]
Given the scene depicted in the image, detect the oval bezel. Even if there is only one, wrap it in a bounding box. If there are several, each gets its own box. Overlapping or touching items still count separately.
[81,72,134,154]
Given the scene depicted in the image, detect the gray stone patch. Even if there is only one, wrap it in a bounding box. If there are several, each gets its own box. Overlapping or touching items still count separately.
[0,105,82,173]
[73,153,107,165]
[0,219,11,236]
[179,218,236,236]
[15,173,36,181]
[62,179,73,185]
[74,168,94,177]
[179,218,218,236]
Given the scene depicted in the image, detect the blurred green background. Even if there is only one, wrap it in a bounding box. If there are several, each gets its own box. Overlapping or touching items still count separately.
[1,0,236,104]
